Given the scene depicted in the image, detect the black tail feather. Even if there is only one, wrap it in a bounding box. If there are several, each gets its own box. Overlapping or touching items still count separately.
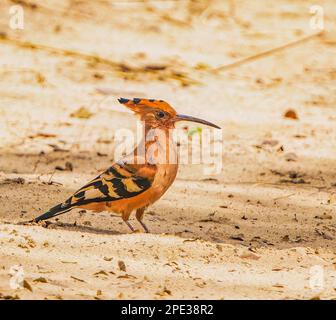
[33,203,72,222]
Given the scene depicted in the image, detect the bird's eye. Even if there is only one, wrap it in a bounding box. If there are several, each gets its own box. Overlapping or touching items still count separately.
[156,111,166,119]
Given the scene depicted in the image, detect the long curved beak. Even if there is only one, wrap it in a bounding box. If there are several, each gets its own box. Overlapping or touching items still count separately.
[175,114,221,129]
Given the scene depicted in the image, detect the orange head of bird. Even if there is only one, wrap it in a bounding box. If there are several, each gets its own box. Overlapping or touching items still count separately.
[118,98,220,129]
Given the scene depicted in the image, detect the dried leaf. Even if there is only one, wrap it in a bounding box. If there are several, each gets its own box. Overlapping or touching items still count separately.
[230,234,244,241]
[315,213,332,220]
[23,280,32,292]
[117,274,137,279]
[284,109,298,120]
[194,62,211,70]
[94,270,109,276]
[118,261,126,272]
[262,139,279,147]
[71,276,86,283]
[103,257,113,261]
[70,107,93,119]
[284,152,298,162]
[155,287,172,296]
[33,277,47,283]
[56,161,73,171]
[2,294,20,300]
[183,238,201,243]
[240,253,260,260]
[29,133,57,139]
[1,177,25,185]
[65,161,73,171]
[315,229,334,240]
[216,244,223,252]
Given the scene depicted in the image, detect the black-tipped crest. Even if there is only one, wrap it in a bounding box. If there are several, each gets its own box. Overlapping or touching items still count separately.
[118,98,129,104]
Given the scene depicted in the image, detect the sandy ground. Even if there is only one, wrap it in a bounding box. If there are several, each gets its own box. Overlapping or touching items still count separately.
[1,0,336,299]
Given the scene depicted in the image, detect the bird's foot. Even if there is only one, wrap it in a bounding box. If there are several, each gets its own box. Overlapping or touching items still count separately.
[123,220,136,233]
[138,220,150,233]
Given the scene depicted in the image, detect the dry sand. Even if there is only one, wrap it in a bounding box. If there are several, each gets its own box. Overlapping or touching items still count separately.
[0,0,336,299]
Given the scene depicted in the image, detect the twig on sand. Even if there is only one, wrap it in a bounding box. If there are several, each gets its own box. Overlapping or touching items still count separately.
[214,31,324,72]
[273,193,296,201]
[0,35,118,68]
[37,171,63,186]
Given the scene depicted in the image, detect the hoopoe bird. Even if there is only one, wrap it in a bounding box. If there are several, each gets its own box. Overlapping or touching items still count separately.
[33,98,220,232]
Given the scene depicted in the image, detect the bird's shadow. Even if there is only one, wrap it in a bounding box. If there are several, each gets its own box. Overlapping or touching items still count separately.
[16,220,124,236]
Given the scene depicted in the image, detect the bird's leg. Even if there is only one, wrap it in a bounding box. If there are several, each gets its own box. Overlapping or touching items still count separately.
[122,213,136,232]
[123,219,136,232]
[139,220,149,233]
[136,208,150,233]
